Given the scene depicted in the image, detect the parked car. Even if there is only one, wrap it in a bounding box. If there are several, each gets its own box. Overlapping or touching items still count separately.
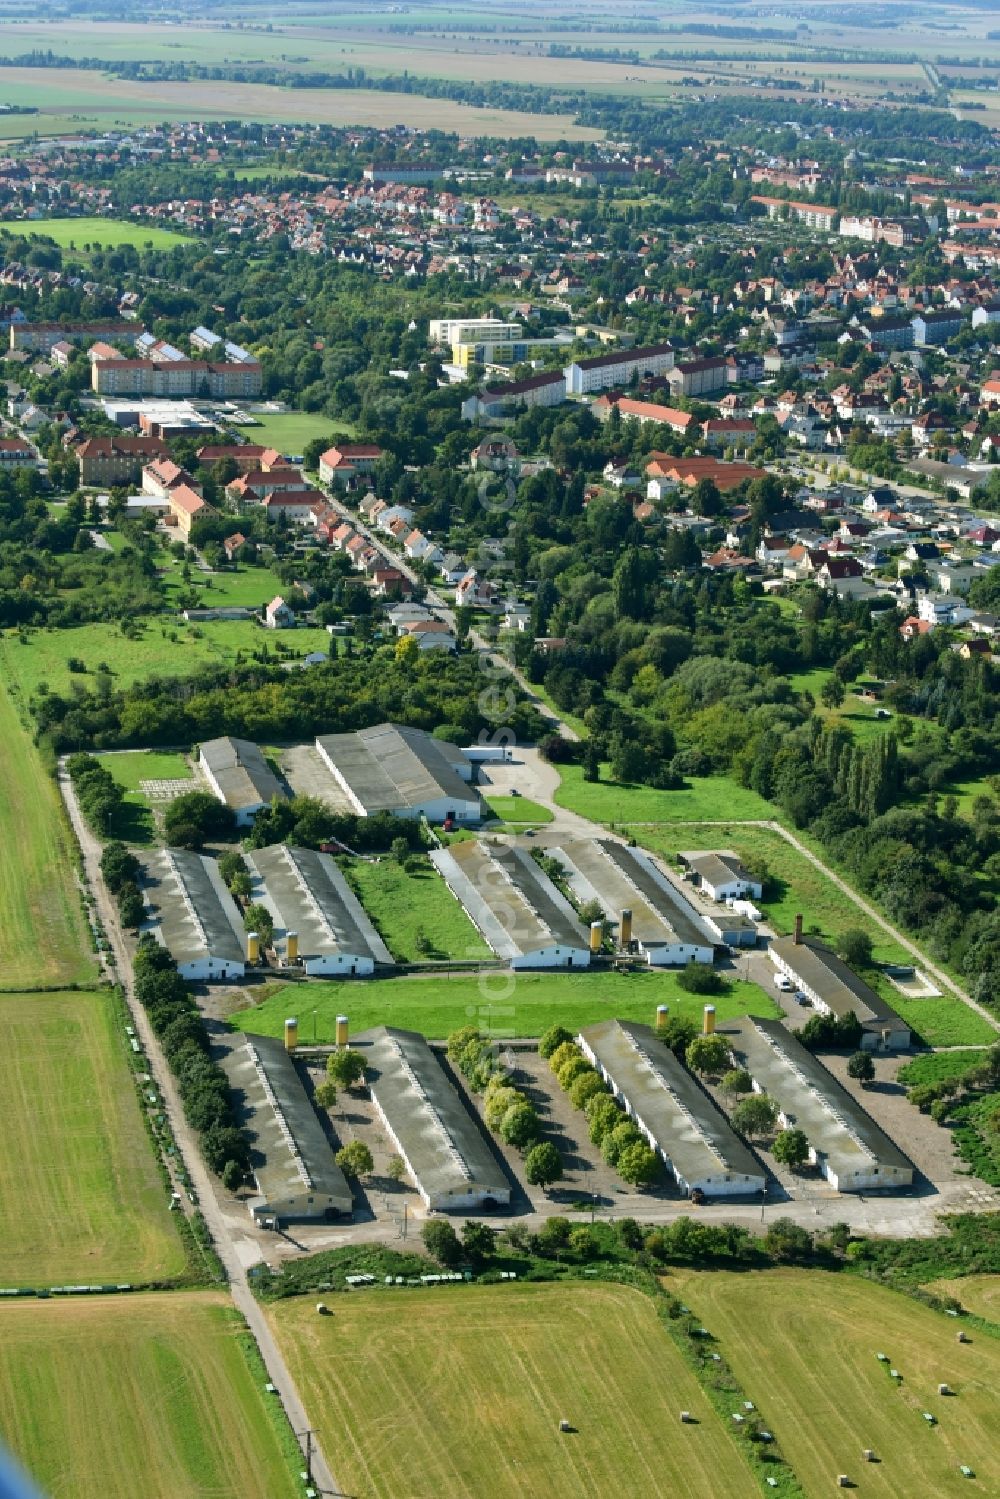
[795,992,811,1006]
[773,974,793,992]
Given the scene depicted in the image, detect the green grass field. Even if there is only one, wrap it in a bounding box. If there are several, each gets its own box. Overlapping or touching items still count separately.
[344,857,492,964]
[485,795,553,825]
[0,991,185,1287]
[0,616,331,699]
[235,412,355,455]
[555,766,774,825]
[888,998,998,1049]
[0,215,192,249]
[632,822,910,962]
[238,969,778,1042]
[0,1292,300,1499]
[95,750,195,844]
[0,686,95,988]
[161,563,286,610]
[897,1051,991,1087]
[268,1280,759,1499]
[671,1267,1000,1499]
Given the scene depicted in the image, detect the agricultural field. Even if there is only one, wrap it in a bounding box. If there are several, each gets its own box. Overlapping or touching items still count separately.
[926,1276,1000,1325]
[0,686,95,989]
[344,857,492,964]
[0,615,332,699]
[670,1267,1000,1499]
[897,1051,991,1088]
[94,750,196,845]
[0,1292,300,1499]
[268,1280,760,1499]
[0,991,185,1287]
[0,215,192,250]
[236,968,778,1043]
[235,411,355,455]
[555,766,775,825]
[0,66,602,140]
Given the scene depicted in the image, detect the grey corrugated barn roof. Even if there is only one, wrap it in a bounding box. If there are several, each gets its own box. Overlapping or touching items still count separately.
[771,935,908,1036]
[138,847,245,969]
[316,722,476,816]
[362,1026,510,1208]
[579,1020,763,1190]
[246,844,392,966]
[200,735,286,812]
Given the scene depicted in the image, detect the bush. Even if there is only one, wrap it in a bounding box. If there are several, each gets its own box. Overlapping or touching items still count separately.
[336,1140,374,1179]
[539,1024,574,1059]
[685,1034,730,1076]
[163,790,236,849]
[100,840,139,895]
[548,1040,582,1076]
[326,1049,366,1089]
[601,1121,642,1167]
[616,1142,660,1188]
[764,1218,814,1262]
[484,1084,521,1131]
[498,1101,541,1149]
[676,962,726,995]
[569,1070,608,1111]
[585,1093,622,1145]
[422,1219,461,1268]
[557,1055,592,1091]
[524,1141,563,1190]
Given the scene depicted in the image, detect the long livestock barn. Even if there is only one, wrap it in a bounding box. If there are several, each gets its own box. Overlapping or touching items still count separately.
[720,1017,914,1192]
[430,838,592,968]
[315,722,481,823]
[246,844,392,975]
[225,1033,354,1225]
[552,839,718,965]
[578,1020,765,1198]
[137,847,246,981]
[199,735,287,826]
[770,931,910,1050]
[362,1026,511,1211]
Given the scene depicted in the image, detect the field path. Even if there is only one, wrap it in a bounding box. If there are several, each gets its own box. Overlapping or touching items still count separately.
[59,765,342,1498]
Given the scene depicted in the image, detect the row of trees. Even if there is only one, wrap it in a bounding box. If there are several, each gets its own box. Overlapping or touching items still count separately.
[448,1027,563,1191]
[540,1026,660,1189]
[132,938,250,1186]
[66,752,124,836]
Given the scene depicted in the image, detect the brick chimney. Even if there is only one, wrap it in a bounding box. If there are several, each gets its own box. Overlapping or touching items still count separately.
[794,913,803,944]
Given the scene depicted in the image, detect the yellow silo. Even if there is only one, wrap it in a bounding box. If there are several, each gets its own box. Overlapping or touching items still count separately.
[620,908,633,947]
[335,1014,349,1047]
[247,930,260,963]
[284,1017,298,1052]
[589,921,603,954]
[286,930,299,963]
[656,1004,670,1030]
[703,1004,716,1035]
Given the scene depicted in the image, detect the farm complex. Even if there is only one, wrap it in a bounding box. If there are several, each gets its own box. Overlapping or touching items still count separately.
[4,4,1000,1492]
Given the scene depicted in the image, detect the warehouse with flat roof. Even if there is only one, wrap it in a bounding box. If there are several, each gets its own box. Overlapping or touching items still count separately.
[199,736,286,825]
[551,839,715,965]
[770,931,910,1050]
[578,1020,765,1198]
[315,722,481,823]
[362,1026,511,1212]
[246,844,392,975]
[719,1016,914,1192]
[430,838,592,968]
[137,847,246,981]
[225,1033,354,1225]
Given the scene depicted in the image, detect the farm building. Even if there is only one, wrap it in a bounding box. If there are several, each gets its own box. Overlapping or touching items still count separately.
[720,1017,914,1192]
[315,722,481,824]
[770,928,910,1050]
[430,839,591,968]
[199,736,286,826]
[551,839,736,965]
[578,1020,765,1198]
[137,848,246,981]
[362,1026,511,1211]
[245,844,392,975]
[225,1032,353,1225]
[681,851,763,903]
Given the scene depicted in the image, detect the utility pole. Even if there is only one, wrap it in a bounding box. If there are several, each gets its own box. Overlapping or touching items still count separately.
[296,1428,314,1486]
[402,1201,408,1240]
